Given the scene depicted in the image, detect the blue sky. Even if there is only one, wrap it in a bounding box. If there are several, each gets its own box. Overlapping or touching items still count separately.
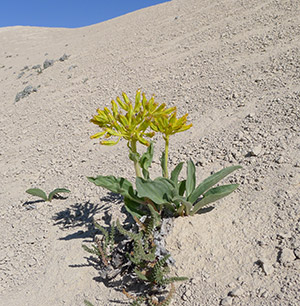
[0,0,170,28]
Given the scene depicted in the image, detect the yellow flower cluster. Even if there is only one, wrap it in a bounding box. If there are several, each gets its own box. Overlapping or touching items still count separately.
[90,90,192,146]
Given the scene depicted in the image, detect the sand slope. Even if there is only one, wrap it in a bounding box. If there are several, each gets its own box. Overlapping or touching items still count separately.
[0,0,299,305]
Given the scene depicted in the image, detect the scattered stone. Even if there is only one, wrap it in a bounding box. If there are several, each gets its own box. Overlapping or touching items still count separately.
[259,288,269,298]
[249,144,262,156]
[220,296,233,305]
[68,65,78,71]
[191,276,201,284]
[17,72,25,79]
[275,156,285,164]
[43,59,54,69]
[229,287,244,297]
[262,261,274,275]
[15,85,38,102]
[294,162,300,168]
[293,247,300,259]
[279,248,296,264]
[59,54,69,61]
[32,64,41,70]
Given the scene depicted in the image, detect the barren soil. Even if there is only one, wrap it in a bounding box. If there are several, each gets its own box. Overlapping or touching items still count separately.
[0,0,299,305]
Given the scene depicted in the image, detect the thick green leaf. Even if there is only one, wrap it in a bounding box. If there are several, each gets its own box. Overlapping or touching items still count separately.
[186,159,196,198]
[48,188,70,202]
[139,142,154,179]
[170,162,184,186]
[171,195,193,214]
[191,184,239,215]
[178,180,186,196]
[136,177,174,205]
[87,175,133,198]
[188,165,242,204]
[26,188,48,201]
[124,197,145,219]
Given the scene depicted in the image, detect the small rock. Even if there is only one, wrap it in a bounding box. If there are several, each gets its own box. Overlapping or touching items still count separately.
[191,277,201,284]
[249,144,262,156]
[32,64,41,70]
[28,258,37,267]
[17,72,25,79]
[246,113,255,118]
[259,288,268,298]
[275,156,284,164]
[294,247,300,259]
[229,287,244,297]
[15,85,38,102]
[59,54,69,61]
[279,248,296,264]
[185,289,192,297]
[220,296,233,305]
[262,261,274,275]
[43,59,54,69]
[68,65,78,71]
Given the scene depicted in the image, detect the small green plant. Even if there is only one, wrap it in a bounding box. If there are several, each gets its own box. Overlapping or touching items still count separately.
[82,221,116,267]
[26,188,70,202]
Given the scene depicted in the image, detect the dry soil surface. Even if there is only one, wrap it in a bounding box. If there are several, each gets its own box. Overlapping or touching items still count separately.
[0,0,299,305]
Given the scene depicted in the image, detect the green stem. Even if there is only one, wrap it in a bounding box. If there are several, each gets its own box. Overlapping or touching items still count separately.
[164,135,169,178]
[131,140,142,177]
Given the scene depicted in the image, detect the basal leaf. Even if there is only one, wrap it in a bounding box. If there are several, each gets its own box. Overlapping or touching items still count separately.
[48,188,70,202]
[188,165,242,204]
[178,180,186,196]
[170,162,184,186]
[87,175,133,198]
[186,159,196,198]
[124,197,145,219]
[191,184,239,215]
[136,177,174,205]
[26,188,48,201]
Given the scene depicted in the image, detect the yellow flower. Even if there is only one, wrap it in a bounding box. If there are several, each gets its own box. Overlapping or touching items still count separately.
[90,90,176,147]
[150,111,193,138]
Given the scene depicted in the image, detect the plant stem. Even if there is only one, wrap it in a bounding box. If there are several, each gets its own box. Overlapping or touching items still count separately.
[164,135,169,178]
[131,140,142,177]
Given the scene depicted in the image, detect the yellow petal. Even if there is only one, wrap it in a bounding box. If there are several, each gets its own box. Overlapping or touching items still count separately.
[122,92,130,105]
[116,96,128,111]
[100,138,121,146]
[90,130,106,139]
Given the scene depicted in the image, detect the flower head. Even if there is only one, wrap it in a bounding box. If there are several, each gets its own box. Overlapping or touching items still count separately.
[90,90,176,146]
[150,111,192,139]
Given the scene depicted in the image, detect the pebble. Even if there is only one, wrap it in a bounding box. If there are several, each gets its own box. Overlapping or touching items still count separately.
[15,85,38,102]
[294,247,300,259]
[262,261,274,275]
[275,156,285,164]
[249,144,262,156]
[229,287,244,297]
[59,54,69,61]
[43,59,54,69]
[279,248,296,264]
[221,296,233,305]
[32,64,41,70]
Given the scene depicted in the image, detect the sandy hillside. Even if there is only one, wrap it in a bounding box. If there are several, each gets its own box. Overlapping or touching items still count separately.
[0,0,299,305]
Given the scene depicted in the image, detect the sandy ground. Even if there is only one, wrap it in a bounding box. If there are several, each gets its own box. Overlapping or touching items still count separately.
[0,0,300,305]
